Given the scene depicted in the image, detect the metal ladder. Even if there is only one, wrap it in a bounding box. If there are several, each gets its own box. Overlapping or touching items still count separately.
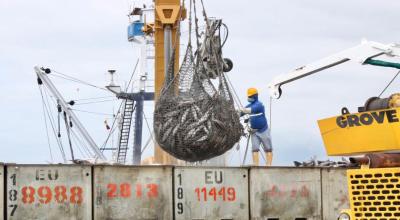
[117,99,135,164]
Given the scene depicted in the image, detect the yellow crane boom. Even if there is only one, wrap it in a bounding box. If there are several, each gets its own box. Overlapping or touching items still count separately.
[268,39,400,156]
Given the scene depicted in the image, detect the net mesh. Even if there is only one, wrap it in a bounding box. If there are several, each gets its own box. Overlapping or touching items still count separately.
[154,45,243,162]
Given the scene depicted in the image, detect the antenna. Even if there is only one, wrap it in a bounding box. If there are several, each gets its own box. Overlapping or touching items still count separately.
[108,69,116,85]
[106,69,121,94]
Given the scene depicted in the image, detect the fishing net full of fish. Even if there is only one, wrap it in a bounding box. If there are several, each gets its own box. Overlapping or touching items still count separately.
[154,45,243,162]
[154,0,243,162]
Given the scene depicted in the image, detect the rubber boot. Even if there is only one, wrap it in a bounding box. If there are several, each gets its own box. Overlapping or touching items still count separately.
[252,152,259,166]
[266,152,273,166]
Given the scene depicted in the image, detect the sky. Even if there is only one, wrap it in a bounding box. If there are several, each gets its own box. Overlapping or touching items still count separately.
[1,0,400,165]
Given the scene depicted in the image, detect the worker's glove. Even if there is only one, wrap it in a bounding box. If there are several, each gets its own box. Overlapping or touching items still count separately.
[242,114,250,123]
[242,131,249,138]
[241,107,251,114]
[247,127,256,134]
[236,109,243,117]
[238,107,251,117]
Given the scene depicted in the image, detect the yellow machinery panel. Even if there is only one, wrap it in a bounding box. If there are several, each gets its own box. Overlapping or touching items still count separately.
[318,107,400,156]
[347,167,400,220]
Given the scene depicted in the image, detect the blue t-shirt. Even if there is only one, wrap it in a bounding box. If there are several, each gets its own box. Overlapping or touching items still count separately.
[245,96,268,132]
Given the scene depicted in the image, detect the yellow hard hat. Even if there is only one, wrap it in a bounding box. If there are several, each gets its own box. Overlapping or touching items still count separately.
[247,88,258,97]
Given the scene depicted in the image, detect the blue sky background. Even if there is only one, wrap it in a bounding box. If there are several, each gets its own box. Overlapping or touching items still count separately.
[1,0,400,165]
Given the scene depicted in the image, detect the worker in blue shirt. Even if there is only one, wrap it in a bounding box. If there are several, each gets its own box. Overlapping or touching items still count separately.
[240,88,273,166]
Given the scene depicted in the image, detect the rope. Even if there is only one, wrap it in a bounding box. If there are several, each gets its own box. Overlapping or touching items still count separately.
[141,111,156,154]
[73,96,115,101]
[50,71,108,91]
[73,99,118,106]
[200,0,214,35]
[225,73,243,108]
[125,59,140,92]
[100,100,124,152]
[241,135,251,166]
[39,86,54,163]
[192,0,201,50]
[141,132,154,155]
[71,129,92,158]
[169,0,185,53]
[71,133,86,158]
[199,0,210,29]
[71,108,115,116]
[320,70,400,136]
[98,57,139,152]
[378,70,400,97]
[40,86,67,162]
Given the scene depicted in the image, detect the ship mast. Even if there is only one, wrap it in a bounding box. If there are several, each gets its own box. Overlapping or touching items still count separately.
[35,66,107,161]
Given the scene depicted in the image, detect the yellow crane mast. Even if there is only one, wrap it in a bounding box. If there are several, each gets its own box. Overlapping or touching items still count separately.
[153,0,186,164]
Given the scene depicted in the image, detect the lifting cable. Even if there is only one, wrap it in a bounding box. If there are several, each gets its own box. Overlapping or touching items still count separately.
[241,136,251,166]
[57,102,62,138]
[40,66,136,160]
[141,111,155,154]
[100,124,118,151]
[225,73,243,108]
[72,96,115,101]
[71,129,92,158]
[101,100,135,153]
[192,0,201,50]
[38,86,54,163]
[63,112,75,161]
[70,133,88,159]
[100,101,123,152]
[73,99,118,106]
[43,86,67,161]
[378,70,400,98]
[101,57,140,152]
[199,0,210,32]
[39,85,67,163]
[125,59,140,92]
[71,128,91,157]
[71,108,114,116]
[50,70,108,91]
[69,130,85,158]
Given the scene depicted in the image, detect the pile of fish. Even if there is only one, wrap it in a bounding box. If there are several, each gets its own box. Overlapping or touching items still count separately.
[293,157,355,167]
[154,96,242,162]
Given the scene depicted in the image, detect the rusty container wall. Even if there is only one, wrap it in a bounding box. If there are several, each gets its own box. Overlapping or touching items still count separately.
[174,167,249,220]
[93,165,173,220]
[321,168,350,220]
[0,165,3,220]
[250,167,322,220]
[6,165,92,220]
